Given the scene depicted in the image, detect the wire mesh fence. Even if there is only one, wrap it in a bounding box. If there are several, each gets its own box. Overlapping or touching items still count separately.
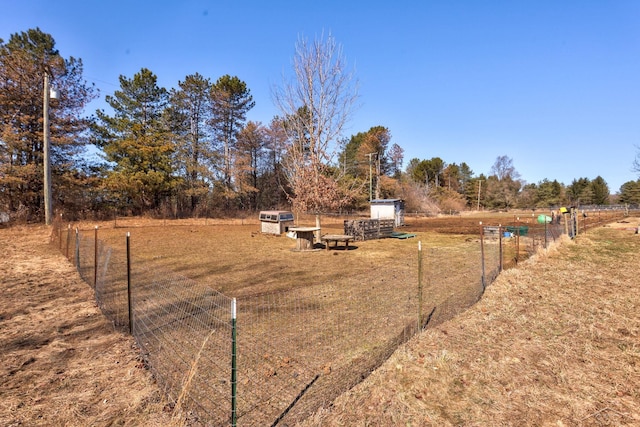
[48,208,630,425]
[130,266,235,424]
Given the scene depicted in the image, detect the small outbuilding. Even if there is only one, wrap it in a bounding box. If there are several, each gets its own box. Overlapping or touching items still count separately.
[370,199,405,227]
[259,210,294,235]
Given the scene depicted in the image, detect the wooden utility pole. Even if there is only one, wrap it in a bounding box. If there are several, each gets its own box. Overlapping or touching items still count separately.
[43,72,53,225]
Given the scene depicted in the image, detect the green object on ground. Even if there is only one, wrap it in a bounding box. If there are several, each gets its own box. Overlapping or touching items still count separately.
[537,214,552,224]
[391,232,417,239]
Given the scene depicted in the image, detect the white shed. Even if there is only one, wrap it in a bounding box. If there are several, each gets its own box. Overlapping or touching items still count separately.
[370,199,405,227]
[259,210,294,234]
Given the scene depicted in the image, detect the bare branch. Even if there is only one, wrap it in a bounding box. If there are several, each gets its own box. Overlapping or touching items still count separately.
[272,32,359,214]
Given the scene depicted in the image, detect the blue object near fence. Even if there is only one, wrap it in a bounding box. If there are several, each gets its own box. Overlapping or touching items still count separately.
[505,225,529,236]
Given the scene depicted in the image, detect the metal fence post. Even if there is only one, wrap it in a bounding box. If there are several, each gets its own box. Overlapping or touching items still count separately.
[498,224,503,272]
[126,232,133,334]
[417,241,423,331]
[231,298,237,427]
[75,227,80,268]
[583,214,587,233]
[480,222,486,291]
[515,218,520,265]
[94,226,98,288]
[66,224,71,260]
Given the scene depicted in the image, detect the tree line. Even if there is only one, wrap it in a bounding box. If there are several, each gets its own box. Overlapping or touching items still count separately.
[1,28,635,223]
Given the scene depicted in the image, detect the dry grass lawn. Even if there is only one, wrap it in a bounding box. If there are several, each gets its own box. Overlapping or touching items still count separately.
[302,218,640,426]
[1,213,637,426]
[0,225,172,426]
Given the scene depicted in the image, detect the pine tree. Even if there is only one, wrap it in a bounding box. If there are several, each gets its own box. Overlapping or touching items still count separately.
[94,68,174,214]
[590,176,610,205]
[209,75,254,206]
[235,121,265,210]
[166,73,214,214]
[0,28,96,221]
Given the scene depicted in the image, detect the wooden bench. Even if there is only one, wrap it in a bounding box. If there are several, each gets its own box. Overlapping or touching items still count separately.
[321,234,354,251]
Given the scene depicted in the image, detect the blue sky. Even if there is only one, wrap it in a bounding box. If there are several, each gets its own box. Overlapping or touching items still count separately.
[3,1,640,192]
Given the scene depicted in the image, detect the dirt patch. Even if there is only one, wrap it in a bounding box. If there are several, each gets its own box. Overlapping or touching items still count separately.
[0,226,171,426]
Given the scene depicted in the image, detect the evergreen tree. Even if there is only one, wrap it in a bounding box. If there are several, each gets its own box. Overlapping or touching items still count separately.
[619,180,640,205]
[465,175,487,209]
[259,117,289,209]
[566,177,590,205]
[166,73,214,213]
[235,121,265,210]
[0,28,96,220]
[343,126,392,178]
[340,126,392,200]
[388,143,404,179]
[407,157,445,189]
[458,162,474,195]
[590,176,609,205]
[532,179,564,207]
[209,74,255,202]
[442,163,461,192]
[93,68,174,214]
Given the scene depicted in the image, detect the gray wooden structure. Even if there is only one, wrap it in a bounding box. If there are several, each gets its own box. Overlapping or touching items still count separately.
[344,219,394,241]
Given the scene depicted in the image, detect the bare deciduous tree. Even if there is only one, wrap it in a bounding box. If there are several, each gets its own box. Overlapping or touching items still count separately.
[490,155,520,181]
[272,32,359,239]
[486,155,522,209]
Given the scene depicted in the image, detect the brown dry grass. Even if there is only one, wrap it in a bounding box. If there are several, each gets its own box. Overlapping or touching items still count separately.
[87,214,484,424]
[1,211,635,426]
[301,218,640,426]
[0,225,172,426]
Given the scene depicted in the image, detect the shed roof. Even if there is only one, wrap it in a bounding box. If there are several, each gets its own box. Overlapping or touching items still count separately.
[370,199,402,204]
[259,210,293,215]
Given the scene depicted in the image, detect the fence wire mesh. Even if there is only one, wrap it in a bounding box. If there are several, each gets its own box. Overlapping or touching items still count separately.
[130,266,234,424]
[234,274,420,424]
[49,208,629,425]
[424,243,486,328]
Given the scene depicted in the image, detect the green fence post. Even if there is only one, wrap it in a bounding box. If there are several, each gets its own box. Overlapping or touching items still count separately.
[498,224,503,272]
[75,227,80,268]
[480,222,486,291]
[515,218,520,265]
[94,226,98,288]
[126,232,133,334]
[417,241,423,331]
[231,298,237,427]
[66,224,71,260]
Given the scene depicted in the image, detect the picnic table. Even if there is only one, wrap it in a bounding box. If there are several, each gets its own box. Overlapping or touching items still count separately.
[321,234,354,251]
